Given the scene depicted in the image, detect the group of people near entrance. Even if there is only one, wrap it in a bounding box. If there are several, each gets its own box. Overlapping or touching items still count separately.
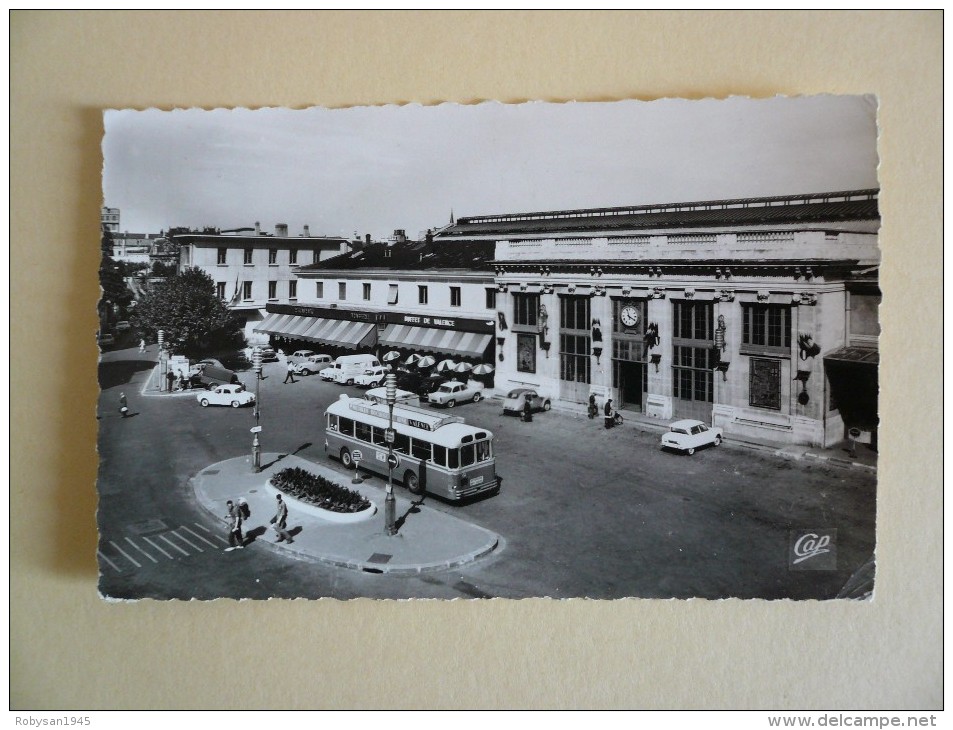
[589,394,621,429]
[223,493,294,551]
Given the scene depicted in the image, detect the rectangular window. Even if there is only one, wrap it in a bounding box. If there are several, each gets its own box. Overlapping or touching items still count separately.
[242,281,253,300]
[476,441,491,462]
[243,248,253,265]
[313,250,320,264]
[362,282,371,301]
[447,449,459,470]
[216,282,226,300]
[338,282,346,300]
[289,249,297,265]
[517,333,536,373]
[432,445,446,468]
[269,248,277,265]
[288,280,297,299]
[561,296,590,331]
[371,426,388,446]
[339,417,354,436]
[460,444,476,467]
[393,432,410,454]
[559,334,592,384]
[316,281,324,299]
[450,286,462,307]
[217,247,227,265]
[268,281,277,300]
[388,284,399,305]
[418,285,429,304]
[672,300,715,404]
[411,438,432,461]
[485,288,497,310]
[742,304,791,355]
[355,421,372,443]
[513,294,539,327]
[749,357,782,410]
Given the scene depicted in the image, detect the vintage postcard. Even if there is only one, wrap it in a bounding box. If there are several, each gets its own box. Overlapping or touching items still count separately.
[98,97,879,600]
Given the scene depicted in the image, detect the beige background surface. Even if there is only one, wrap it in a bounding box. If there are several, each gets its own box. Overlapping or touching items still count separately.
[10,11,942,709]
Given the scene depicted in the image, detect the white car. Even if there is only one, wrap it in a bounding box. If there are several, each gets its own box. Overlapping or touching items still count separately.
[197,383,256,409]
[319,365,337,381]
[292,354,332,376]
[427,380,484,408]
[353,364,391,388]
[660,419,723,455]
[288,349,317,362]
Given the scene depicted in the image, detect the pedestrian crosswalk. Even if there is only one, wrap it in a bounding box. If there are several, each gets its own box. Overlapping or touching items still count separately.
[98,522,230,573]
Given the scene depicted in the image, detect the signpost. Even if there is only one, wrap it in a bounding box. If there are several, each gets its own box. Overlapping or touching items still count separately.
[352,449,363,483]
[251,349,263,472]
[384,374,397,536]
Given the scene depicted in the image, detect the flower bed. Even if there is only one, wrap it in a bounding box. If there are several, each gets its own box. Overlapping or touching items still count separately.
[270,466,371,514]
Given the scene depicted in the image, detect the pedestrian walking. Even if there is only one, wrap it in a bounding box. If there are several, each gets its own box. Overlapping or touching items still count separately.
[166,370,175,392]
[271,494,294,544]
[588,394,598,420]
[604,398,614,429]
[283,360,296,384]
[119,392,128,418]
[521,395,533,423]
[224,500,244,551]
[139,338,146,353]
[178,369,190,390]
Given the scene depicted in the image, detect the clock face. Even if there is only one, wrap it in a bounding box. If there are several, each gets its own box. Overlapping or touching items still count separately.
[620,304,640,328]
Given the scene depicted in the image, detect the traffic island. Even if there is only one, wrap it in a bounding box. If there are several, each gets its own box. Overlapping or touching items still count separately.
[190,453,501,574]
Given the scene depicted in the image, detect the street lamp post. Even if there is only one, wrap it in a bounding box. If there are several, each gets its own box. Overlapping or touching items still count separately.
[384,373,397,536]
[157,329,165,391]
[251,348,262,472]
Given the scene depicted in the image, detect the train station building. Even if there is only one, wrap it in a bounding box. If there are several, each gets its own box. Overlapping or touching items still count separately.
[437,190,881,449]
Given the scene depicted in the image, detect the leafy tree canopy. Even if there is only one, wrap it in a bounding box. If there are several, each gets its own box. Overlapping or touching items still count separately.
[130,267,244,357]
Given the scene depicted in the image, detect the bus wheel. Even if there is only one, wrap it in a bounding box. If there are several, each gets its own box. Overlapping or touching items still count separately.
[340,448,354,468]
[404,470,424,495]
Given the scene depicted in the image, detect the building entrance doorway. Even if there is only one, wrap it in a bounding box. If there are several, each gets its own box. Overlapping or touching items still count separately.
[617,361,645,412]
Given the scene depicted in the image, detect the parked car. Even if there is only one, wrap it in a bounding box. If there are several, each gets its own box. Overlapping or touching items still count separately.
[288,349,317,362]
[255,346,279,362]
[502,388,551,415]
[114,320,131,331]
[292,354,333,376]
[353,364,391,388]
[321,354,382,385]
[428,380,484,408]
[197,383,255,408]
[191,364,241,389]
[394,370,425,393]
[97,332,115,347]
[365,386,421,407]
[660,419,723,455]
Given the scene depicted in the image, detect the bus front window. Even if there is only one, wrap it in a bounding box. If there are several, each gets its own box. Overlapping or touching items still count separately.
[476,441,491,462]
[460,444,475,467]
[448,448,459,469]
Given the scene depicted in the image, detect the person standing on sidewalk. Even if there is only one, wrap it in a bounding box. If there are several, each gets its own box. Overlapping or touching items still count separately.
[224,500,244,551]
[139,338,147,353]
[588,394,598,420]
[166,369,175,392]
[283,359,296,384]
[604,398,614,429]
[271,494,294,544]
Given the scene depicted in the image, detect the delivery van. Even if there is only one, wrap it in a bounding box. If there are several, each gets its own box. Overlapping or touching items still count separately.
[322,354,382,385]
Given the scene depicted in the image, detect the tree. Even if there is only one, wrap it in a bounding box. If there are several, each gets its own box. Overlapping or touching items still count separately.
[130,267,244,357]
[99,227,133,320]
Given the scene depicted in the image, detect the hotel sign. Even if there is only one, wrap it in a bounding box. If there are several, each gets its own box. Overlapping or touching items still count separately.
[266,303,493,333]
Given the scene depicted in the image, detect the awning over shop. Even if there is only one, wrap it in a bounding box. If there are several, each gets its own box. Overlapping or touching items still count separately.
[254,312,303,335]
[824,347,879,366]
[380,324,493,360]
[300,318,377,349]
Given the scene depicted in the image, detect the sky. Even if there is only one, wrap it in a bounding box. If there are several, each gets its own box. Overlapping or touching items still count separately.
[103,95,879,240]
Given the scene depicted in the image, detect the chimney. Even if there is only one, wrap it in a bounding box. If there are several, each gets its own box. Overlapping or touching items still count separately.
[303,225,310,237]
[254,221,261,235]
[275,223,288,237]
[365,233,371,245]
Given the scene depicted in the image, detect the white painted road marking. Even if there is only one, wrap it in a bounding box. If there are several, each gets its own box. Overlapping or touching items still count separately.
[125,536,159,563]
[170,529,203,552]
[109,540,142,568]
[181,525,218,548]
[142,535,175,559]
[97,550,122,572]
[157,534,189,556]
[194,522,230,546]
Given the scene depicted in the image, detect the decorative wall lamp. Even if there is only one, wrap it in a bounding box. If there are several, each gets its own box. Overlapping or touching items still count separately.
[496,336,506,347]
[714,360,730,381]
[797,333,821,361]
[794,369,812,405]
[592,346,603,364]
[540,340,551,357]
[714,314,727,351]
[650,353,662,372]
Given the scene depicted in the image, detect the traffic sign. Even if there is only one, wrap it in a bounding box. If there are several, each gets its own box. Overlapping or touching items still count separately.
[352,449,363,462]
[386,453,400,469]
[384,428,396,444]
[250,426,262,433]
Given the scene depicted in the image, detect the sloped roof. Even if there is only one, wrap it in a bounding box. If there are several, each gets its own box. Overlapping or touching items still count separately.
[296,240,496,272]
[439,192,880,237]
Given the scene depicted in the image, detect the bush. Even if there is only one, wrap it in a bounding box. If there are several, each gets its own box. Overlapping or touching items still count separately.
[271,467,371,513]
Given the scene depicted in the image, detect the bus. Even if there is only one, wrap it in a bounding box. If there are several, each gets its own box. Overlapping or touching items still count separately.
[324,395,499,501]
